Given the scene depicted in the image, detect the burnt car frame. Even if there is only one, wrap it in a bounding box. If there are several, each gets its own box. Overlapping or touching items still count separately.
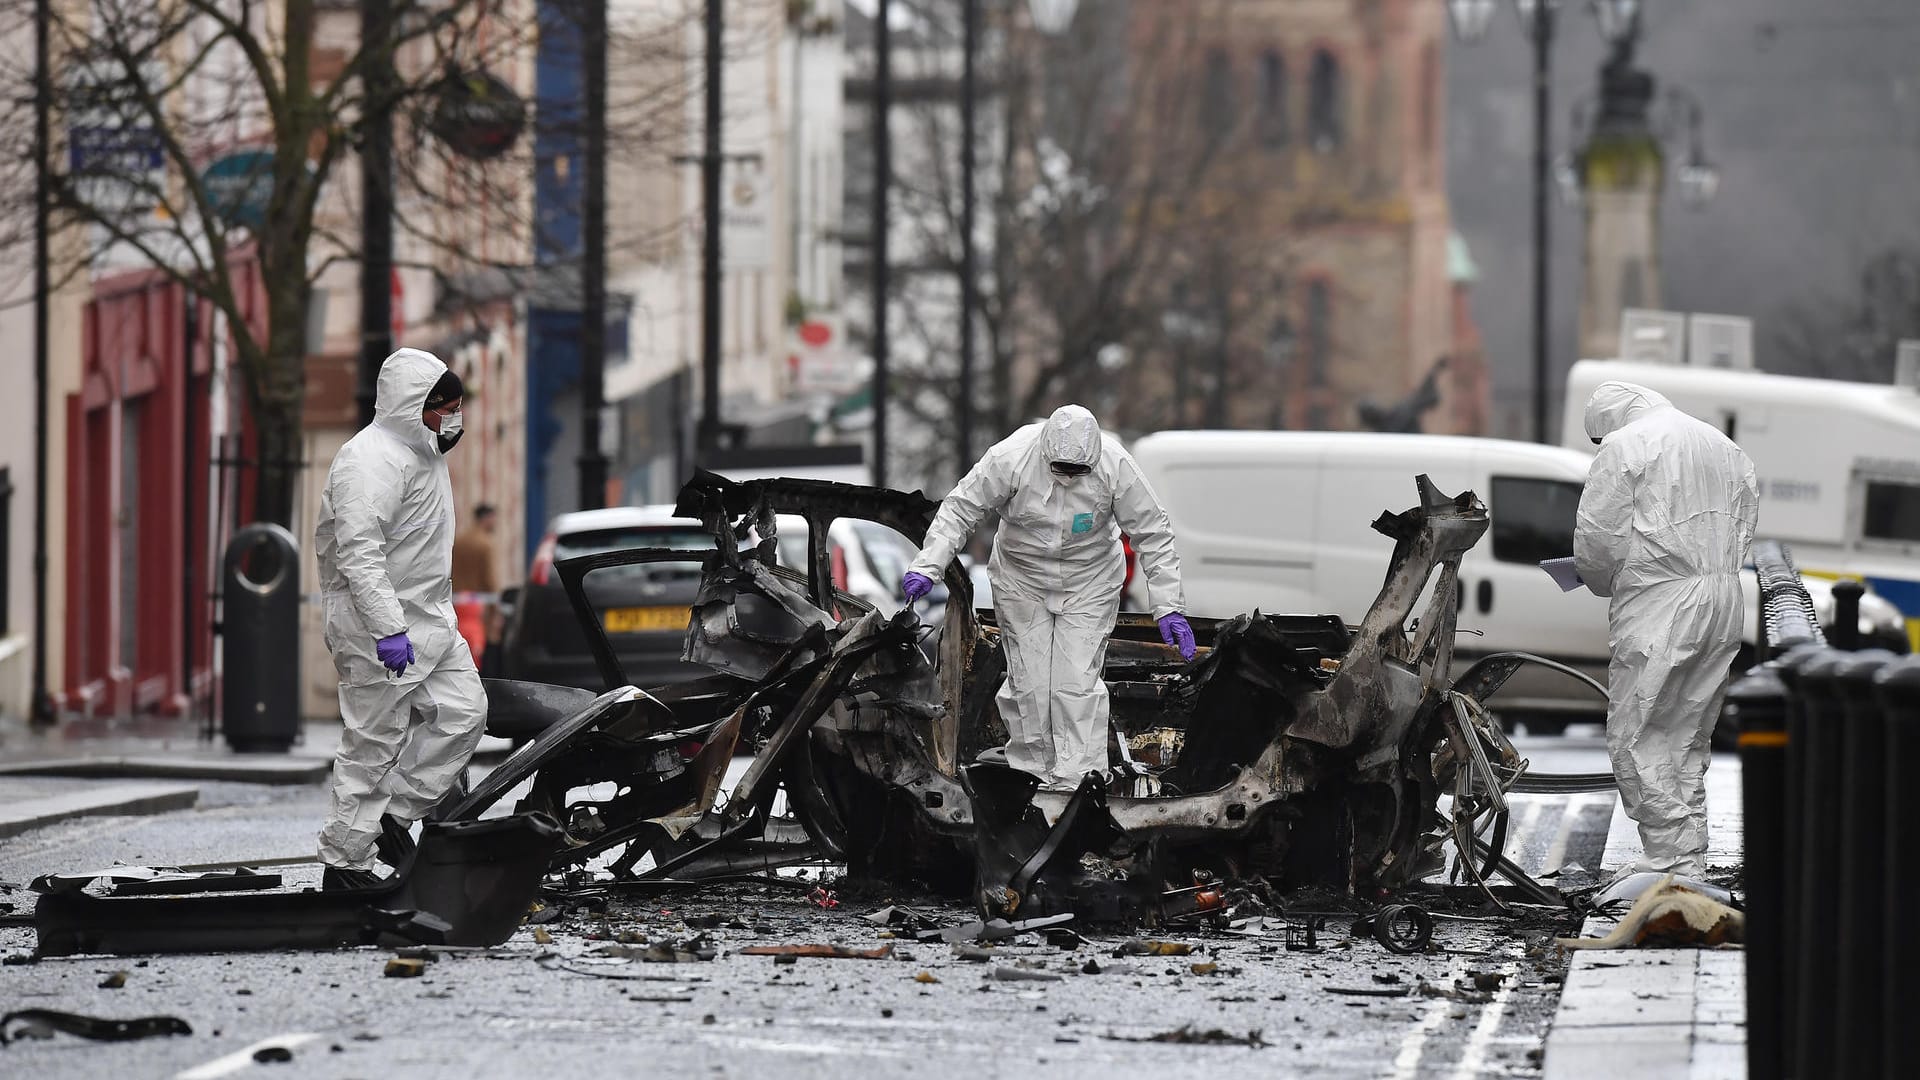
[485,469,1591,921]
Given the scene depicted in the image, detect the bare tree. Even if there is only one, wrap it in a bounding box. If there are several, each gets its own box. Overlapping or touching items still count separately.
[0,0,697,524]
[869,0,1294,487]
[1773,248,1920,385]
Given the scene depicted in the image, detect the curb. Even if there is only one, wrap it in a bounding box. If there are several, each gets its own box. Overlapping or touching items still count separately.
[1540,766,1748,1080]
[0,781,201,839]
[0,756,333,786]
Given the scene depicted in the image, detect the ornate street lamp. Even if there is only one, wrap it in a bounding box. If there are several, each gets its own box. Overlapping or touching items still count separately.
[1589,0,1642,44]
[1445,0,1498,42]
[1027,0,1078,35]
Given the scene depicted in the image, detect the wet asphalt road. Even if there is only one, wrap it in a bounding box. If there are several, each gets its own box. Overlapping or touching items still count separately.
[0,729,1617,1079]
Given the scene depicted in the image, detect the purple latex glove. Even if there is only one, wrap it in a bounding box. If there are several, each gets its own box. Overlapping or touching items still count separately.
[1157,613,1197,662]
[902,571,934,602]
[375,632,415,675]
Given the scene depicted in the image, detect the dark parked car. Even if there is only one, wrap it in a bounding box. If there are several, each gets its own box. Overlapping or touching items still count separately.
[495,505,718,691]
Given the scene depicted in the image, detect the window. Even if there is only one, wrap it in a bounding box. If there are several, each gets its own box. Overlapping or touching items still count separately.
[1308,49,1343,151]
[0,466,10,636]
[1202,50,1233,140]
[1490,477,1584,566]
[1864,480,1920,544]
[1258,50,1288,149]
[1304,279,1331,386]
[1417,43,1437,175]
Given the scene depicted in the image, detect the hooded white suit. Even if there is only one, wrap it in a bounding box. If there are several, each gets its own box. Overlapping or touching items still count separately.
[314,348,487,871]
[1574,381,1758,878]
[908,405,1185,787]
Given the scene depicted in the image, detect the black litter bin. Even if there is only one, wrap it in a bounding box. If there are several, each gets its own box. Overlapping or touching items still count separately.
[222,523,302,753]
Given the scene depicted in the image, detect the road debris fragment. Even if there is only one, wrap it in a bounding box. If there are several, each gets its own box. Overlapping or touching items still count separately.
[914,971,940,984]
[592,937,717,963]
[1556,874,1744,951]
[97,970,128,989]
[1115,939,1192,957]
[1106,1025,1266,1047]
[384,958,427,978]
[739,944,893,960]
[1326,985,1412,998]
[0,1009,192,1046]
[993,966,1064,983]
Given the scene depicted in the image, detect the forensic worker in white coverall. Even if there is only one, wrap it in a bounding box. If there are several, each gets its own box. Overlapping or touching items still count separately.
[1574,381,1758,880]
[901,405,1194,791]
[314,348,487,891]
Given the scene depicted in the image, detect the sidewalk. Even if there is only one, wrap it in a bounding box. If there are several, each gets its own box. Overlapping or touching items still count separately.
[1542,758,1746,1080]
[0,712,342,843]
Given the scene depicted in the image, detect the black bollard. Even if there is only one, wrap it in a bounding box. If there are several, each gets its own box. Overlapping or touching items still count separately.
[1773,642,1828,1075]
[1830,580,1864,651]
[1790,648,1849,1080]
[1831,649,1897,1080]
[1729,665,1791,1080]
[1879,656,1920,1080]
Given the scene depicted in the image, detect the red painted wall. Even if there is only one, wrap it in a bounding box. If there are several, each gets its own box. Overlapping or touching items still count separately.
[63,266,261,716]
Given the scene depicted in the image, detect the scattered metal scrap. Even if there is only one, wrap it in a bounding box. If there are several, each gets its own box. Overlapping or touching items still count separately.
[738,943,893,960]
[0,1009,192,1046]
[1556,874,1745,951]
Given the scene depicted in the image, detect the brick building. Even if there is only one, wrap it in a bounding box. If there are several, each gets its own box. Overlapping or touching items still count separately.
[1096,0,1486,435]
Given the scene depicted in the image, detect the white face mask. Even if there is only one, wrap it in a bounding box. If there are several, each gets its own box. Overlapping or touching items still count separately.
[438,411,463,438]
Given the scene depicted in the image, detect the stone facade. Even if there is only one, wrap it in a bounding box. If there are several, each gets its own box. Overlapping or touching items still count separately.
[1102,0,1480,435]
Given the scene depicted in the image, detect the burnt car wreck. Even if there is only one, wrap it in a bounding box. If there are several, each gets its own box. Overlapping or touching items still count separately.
[29,470,1603,955]
[470,470,1593,920]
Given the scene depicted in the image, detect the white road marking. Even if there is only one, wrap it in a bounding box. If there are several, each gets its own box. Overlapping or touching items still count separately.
[1543,793,1613,877]
[175,1033,322,1079]
[1388,957,1471,1080]
[1449,961,1522,1080]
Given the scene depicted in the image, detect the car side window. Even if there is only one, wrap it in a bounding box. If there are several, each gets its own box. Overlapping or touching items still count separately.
[850,521,918,587]
[1489,476,1583,565]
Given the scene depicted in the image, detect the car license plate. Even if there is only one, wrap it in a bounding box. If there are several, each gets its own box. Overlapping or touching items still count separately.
[601,606,687,634]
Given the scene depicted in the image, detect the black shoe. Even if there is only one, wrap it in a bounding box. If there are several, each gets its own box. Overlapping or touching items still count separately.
[321,866,387,891]
[375,814,417,869]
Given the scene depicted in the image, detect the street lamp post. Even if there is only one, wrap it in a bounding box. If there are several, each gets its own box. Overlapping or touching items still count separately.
[1449,0,1642,444]
[957,0,977,474]
[1525,1,1554,446]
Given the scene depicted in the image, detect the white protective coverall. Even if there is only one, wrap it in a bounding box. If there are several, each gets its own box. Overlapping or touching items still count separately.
[314,348,487,871]
[1574,381,1758,878]
[907,405,1185,788]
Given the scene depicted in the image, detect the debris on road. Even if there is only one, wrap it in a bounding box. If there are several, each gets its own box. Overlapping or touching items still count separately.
[0,1009,192,1046]
[914,971,940,984]
[739,943,893,960]
[993,966,1065,983]
[1556,874,1744,951]
[1326,985,1413,998]
[591,937,717,963]
[1114,939,1193,957]
[384,958,427,978]
[1351,903,1435,955]
[97,970,127,989]
[1106,1025,1267,1048]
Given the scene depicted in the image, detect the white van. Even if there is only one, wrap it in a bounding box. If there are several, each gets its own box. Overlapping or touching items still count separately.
[1130,430,1909,729]
[1132,431,1610,724]
[1562,358,1920,652]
